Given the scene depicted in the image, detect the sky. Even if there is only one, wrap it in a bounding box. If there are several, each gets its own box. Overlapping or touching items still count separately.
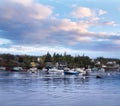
[0,0,120,58]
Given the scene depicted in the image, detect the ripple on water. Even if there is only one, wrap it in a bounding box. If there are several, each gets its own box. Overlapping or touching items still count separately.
[0,71,120,106]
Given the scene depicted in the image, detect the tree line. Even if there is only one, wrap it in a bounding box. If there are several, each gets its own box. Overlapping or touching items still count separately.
[0,53,120,69]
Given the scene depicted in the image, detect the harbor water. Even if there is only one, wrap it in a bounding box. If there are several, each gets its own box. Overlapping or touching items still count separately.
[0,71,120,106]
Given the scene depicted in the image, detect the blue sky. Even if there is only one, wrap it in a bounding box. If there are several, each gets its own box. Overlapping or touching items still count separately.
[0,0,120,58]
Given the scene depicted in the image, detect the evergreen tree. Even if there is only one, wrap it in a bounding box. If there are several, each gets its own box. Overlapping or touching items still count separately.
[44,52,52,63]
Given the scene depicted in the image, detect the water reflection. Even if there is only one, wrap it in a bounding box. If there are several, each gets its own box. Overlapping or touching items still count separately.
[0,71,120,106]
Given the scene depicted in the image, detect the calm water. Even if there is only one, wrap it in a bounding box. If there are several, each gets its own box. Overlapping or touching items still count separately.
[0,71,120,106]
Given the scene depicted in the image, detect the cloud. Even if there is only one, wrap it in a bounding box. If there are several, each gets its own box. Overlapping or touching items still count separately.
[114,40,120,45]
[54,19,89,32]
[1,0,53,20]
[71,7,116,27]
[1,44,118,58]
[0,45,86,56]
[0,0,119,58]
[101,21,116,26]
[71,7,94,18]
[98,9,107,16]
[0,0,53,43]
[0,38,12,45]
[75,36,92,42]
[10,0,33,6]
[71,6,114,27]
[71,7,107,19]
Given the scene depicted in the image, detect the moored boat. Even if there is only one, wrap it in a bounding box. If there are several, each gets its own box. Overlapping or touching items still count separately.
[48,67,64,73]
[11,67,23,72]
[64,70,80,75]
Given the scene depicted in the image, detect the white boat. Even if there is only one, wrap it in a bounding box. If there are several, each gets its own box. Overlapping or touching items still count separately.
[11,67,23,72]
[48,67,64,73]
[75,68,86,74]
[85,68,92,72]
[76,68,83,72]
[0,67,6,70]
[42,68,48,72]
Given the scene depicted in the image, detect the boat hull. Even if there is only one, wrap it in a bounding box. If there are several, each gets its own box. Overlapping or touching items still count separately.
[64,71,80,75]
